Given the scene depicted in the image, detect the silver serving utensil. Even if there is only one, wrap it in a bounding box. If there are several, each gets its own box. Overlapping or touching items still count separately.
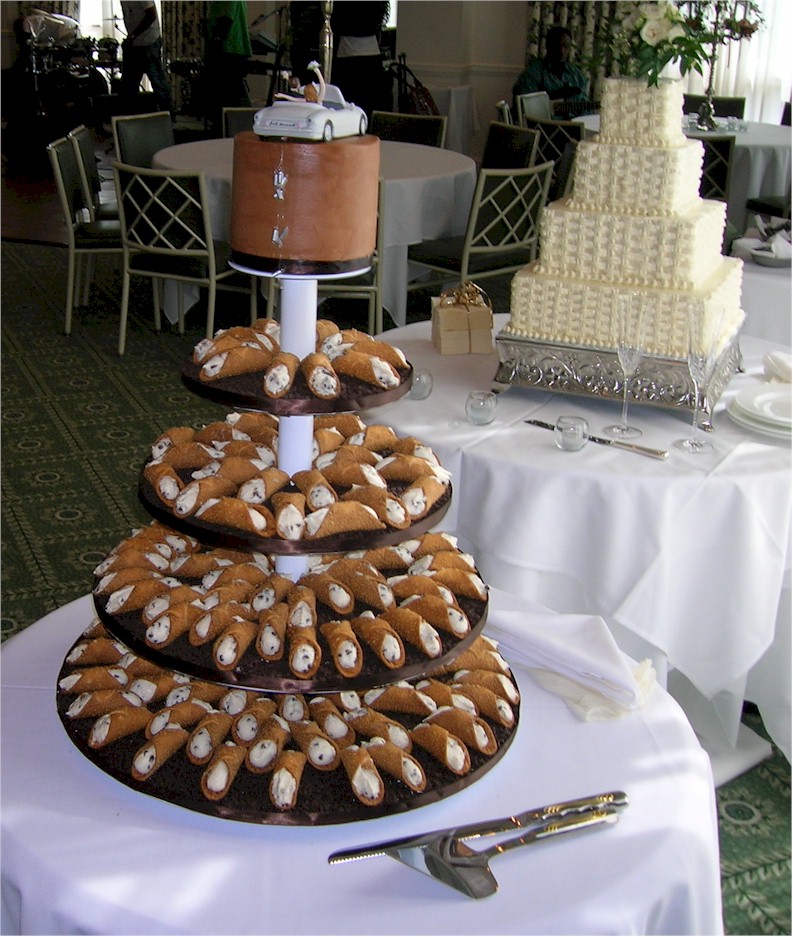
[327,790,628,865]
[524,418,669,460]
[420,808,620,898]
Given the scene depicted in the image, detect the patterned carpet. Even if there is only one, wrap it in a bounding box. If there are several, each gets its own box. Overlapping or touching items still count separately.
[1,240,789,934]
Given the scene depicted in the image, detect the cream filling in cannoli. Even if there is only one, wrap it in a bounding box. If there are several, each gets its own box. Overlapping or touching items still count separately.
[366,737,424,789]
[58,668,127,692]
[308,367,339,398]
[156,476,181,501]
[258,624,282,656]
[280,695,306,721]
[165,685,192,705]
[290,642,316,674]
[320,333,345,356]
[385,498,407,526]
[215,634,241,668]
[221,689,250,715]
[451,693,478,715]
[133,745,158,777]
[443,737,467,772]
[328,583,353,609]
[234,712,262,742]
[304,510,327,538]
[204,760,230,794]
[308,484,334,509]
[238,478,266,503]
[189,727,214,761]
[200,352,229,379]
[402,489,427,517]
[89,713,113,746]
[320,712,349,741]
[419,622,442,656]
[276,504,304,540]
[334,639,359,672]
[191,461,221,480]
[336,690,361,712]
[103,585,135,614]
[351,764,382,801]
[145,616,176,646]
[264,364,292,396]
[248,738,278,770]
[270,769,297,807]
[289,601,313,629]
[308,737,337,768]
[369,356,400,387]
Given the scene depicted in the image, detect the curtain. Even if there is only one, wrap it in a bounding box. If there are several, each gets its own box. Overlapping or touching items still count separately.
[16,1,78,16]
[160,1,208,113]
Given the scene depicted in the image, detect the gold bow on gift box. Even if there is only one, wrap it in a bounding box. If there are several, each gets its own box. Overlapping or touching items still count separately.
[432,282,494,355]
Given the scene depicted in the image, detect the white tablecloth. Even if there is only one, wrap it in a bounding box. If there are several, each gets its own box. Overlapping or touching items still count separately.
[363,318,792,760]
[1,593,723,936]
[153,138,477,328]
[740,261,792,345]
[427,84,479,155]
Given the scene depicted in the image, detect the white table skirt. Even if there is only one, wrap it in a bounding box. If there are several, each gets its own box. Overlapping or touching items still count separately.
[427,84,479,156]
[1,593,723,936]
[152,138,477,329]
[363,319,792,760]
[740,261,792,346]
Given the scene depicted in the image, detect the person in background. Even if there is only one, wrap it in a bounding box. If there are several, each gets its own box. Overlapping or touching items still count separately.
[512,25,588,106]
[206,1,252,132]
[119,0,173,114]
[331,1,390,119]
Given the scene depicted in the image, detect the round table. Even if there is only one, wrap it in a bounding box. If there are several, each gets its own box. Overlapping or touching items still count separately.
[361,318,792,765]
[0,592,723,936]
[153,137,477,328]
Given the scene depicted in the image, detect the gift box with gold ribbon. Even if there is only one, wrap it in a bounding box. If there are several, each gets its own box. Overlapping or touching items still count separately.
[431,283,494,355]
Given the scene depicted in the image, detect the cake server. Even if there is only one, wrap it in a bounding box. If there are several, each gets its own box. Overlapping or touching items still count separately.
[524,419,669,460]
[327,789,628,865]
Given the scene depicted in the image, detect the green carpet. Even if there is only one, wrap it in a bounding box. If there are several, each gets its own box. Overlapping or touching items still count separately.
[1,241,790,935]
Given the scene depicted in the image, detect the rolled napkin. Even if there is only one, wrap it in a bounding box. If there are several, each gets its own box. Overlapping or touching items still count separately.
[484,596,654,721]
[763,351,792,383]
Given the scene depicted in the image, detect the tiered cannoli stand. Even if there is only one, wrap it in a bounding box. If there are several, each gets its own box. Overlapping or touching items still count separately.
[56,247,520,826]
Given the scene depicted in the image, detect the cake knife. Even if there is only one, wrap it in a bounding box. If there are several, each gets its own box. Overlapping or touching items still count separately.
[524,419,669,460]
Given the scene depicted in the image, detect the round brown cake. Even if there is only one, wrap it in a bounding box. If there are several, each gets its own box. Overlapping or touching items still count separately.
[230,133,380,275]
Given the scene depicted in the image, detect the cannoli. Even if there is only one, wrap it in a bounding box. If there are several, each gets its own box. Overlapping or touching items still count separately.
[194,421,238,444]
[400,594,470,638]
[250,317,281,342]
[357,545,416,572]
[292,469,337,511]
[271,491,307,541]
[305,502,385,539]
[277,693,309,722]
[190,602,254,646]
[387,574,452,605]
[269,749,307,810]
[95,545,173,576]
[194,581,255,611]
[237,467,291,504]
[341,487,410,531]
[315,318,340,346]
[343,707,412,751]
[244,714,290,773]
[225,410,279,440]
[145,585,205,623]
[219,688,258,715]
[255,603,289,660]
[308,696,356,747]
[145,602,206,648]
[210,562,271,590]
[201,741,247,800]
[412,532,460,556]
[313,427,345,459]
[65,637,126,666]
[143,461,184,505]
[363,682,437,717]
[80,617,109,639]
[301,351,341,399]
[195,497,276,537]
[320,460,385,490]
[103,577,178,615]
[290,720,340,771]
[344,424,398,452]
[58,666,128,694]
[346,338,408,370]
[327,689,362,714]
[339,328,374,345]
[375,454,437,483]
[232,698,278,744]
[319,619,363,678]
[131,725,190,781]
[316,442,379,467]
[146,699,214,738]
[158,441,221,470]
[414,679,478,716]
[199,344,274,382]
[151,426,196,460]
[363,736,427,792]
[93,566,163,596]
[215,456,273,485]
[380,606,443,658]
[298,572,354,615]
[426,706,497,755]
[287,626,322,679]
[129,673,188,704]
[117,651,165,677]
[400,476,449,520]
[409,550,476,573]
[333,351,401,389]
[263,351,300,398]
[87,706,152,748]
[187,710,234,764]
[429,568,488,601]
[165,680,227,707]
[216,439,276,462]
[168,551,231,578]
[452,668,520,704]
[327,557,385,582]
[286,584,317,629]
[340,745,384,806]
[314,412,366,437]
[440,641,512,677]
[66,689,144,719]
[325,563,395,610]
[251,574,295,612]
[410,722,471,776]
[349,614,405,668]
[213,617,259,671]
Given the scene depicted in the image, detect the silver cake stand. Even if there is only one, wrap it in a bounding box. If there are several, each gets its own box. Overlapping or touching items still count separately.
[492,333,743,430]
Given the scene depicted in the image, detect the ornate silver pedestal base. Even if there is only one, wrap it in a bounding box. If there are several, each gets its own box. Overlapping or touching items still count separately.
[493,334,742,430]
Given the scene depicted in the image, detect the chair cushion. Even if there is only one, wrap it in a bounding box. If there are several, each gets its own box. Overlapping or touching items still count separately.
[408,236,532,273]
[74,220,123,248]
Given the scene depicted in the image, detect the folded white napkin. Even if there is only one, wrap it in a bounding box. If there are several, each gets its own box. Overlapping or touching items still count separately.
[486,607,655,722]
[731,235,765,260]
[763,350,793,383]
[768,231,792,259]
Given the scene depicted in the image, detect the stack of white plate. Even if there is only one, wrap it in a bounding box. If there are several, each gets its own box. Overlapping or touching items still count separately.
[727,384,792,438]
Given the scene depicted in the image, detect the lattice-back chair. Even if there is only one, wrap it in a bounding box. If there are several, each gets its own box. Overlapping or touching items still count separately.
[406,160,554,291]
[113,163,258,355]
[700,135,735,201]
[222,106,261,138]
[47,136,123,337]
[68,124,118,221]
[495,100,514,125]
[112,111,175,168]
[521,115,583,201]
[481,121,540,170]
[683,94,746,119]
[369,111,448,148]
[516,91,552,123]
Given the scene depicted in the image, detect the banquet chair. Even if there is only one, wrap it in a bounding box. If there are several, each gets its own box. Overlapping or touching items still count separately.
[683,94,746,119]
[68,125,118,221]
[222,107,261,138]
[516,91,552,123]
[369,111,448,148]
[406,160,554,291]
[700,134,735,201]
[113,163,258,355]
[47,136,123,338]
[481,121,540,169]
[521,115,583,200]
[495,100,514,124]
[111,111,175,168]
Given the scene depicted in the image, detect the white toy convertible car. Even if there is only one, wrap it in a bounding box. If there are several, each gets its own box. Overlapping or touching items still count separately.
[253,62,367,141]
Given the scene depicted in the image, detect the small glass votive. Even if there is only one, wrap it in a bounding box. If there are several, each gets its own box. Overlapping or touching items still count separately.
[466,391,498,425]
[726,115,738,133]
[554,415,589,451]
[409,367,433,399]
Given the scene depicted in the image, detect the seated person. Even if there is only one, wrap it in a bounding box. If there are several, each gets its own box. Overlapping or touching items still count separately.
[513,25,589,106]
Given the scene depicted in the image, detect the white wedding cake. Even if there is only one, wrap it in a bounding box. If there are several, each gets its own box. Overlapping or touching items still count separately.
[502,78,744,359]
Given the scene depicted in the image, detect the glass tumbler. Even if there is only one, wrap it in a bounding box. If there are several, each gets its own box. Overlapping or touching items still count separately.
[466,391,498,425]
[554,415,589,451]
[409,367,433,399]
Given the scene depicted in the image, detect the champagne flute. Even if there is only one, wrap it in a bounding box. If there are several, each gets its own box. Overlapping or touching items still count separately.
[674,305,724,454]
[604,292,645,440]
